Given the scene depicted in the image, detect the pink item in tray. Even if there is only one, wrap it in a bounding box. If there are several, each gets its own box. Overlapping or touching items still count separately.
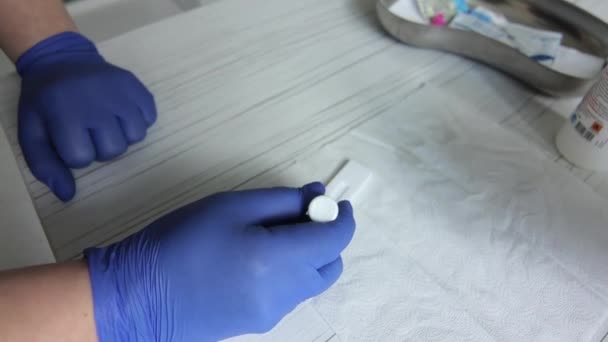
[431,13,447,26]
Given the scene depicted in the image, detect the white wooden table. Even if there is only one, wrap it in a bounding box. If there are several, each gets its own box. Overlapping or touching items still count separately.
[1,0,608,340]
[0,0,605,262]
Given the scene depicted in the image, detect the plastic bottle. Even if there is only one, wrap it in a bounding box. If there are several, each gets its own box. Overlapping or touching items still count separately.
[556,67,608,170]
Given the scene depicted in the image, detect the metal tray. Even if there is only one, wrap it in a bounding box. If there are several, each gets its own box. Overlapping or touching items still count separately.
[377,0,608,96]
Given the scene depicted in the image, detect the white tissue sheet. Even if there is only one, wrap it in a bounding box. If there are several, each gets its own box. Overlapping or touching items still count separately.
[552,45,606,79]
[270,86,608,341]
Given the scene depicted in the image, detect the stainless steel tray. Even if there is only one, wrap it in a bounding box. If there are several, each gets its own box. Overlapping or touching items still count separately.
[377,0,608,96]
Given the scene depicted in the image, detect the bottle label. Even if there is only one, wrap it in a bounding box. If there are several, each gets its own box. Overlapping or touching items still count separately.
[571,68,608,149]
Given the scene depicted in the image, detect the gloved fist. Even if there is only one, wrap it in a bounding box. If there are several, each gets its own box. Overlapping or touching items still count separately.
[85,182,356,342]
[17,32,157,202]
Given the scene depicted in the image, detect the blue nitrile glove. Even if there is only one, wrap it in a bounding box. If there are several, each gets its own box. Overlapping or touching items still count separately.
[17,32,157,202]
[85,182,356,342]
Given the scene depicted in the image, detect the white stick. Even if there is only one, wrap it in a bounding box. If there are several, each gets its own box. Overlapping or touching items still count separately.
[325,160,373,204]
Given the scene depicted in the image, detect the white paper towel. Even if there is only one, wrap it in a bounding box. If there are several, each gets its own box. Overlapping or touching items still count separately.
[257,86,608,341]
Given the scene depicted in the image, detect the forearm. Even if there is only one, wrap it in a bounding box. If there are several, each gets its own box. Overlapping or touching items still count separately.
[0,261,98,342]
[0,0,77,61]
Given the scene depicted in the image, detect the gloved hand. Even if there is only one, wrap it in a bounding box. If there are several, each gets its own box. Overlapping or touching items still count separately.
[85,182,356,342]
[17,32,157,202]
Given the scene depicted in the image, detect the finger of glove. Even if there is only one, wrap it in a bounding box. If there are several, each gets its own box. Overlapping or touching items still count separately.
[19,111,76,201]
[312,257,344,296]
[269,201,355,269]
[90,118,128,161]
[211,182,325,226]
[48,120,96,169]
[124,73,157,126]
[115,106,148,144]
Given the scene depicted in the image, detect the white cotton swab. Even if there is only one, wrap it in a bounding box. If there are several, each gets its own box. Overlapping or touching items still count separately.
[307,160,372,223]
